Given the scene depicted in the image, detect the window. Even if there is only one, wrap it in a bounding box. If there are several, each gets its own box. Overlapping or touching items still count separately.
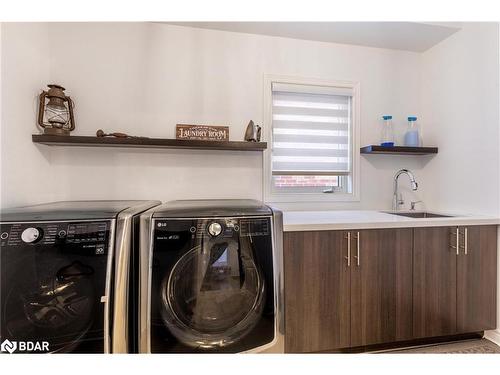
[264,76,360,202]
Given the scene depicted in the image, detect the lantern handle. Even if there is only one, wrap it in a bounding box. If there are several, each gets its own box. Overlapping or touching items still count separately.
[66,96,76,131]
[37,90,48,129]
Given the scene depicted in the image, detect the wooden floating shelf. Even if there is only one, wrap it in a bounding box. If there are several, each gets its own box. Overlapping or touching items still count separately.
[360,145,438,155]
[32,134,267,152]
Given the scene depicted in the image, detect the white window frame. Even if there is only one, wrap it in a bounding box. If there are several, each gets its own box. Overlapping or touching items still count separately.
[263,74,360,203]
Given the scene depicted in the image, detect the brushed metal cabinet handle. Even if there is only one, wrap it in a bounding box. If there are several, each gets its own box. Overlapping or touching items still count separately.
[344,232,351,267]
[464,227,468,255]
[451,228,459,255]
[353,231,360,266]
[458,227,467,254]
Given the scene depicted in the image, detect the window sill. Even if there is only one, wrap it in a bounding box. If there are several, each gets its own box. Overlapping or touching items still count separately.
[265,192,360,203]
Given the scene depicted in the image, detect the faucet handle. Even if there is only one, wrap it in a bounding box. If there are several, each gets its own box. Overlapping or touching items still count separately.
[410,200,423,210]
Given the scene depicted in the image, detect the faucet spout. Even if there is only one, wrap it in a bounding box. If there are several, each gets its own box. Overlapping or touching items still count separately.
[393,169,419,210]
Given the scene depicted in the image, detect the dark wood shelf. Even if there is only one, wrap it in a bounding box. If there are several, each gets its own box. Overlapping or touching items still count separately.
[32,134,267,151]
[360,145,438,155]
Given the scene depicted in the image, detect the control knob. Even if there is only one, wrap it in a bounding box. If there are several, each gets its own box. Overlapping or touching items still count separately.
[208,222,222,237]
[21,227,41,243]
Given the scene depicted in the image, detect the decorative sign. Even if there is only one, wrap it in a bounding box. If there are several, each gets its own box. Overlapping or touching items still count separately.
[176,124,229,141]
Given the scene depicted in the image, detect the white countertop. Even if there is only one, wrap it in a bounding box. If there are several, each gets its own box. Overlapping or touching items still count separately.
[282,210,500,232]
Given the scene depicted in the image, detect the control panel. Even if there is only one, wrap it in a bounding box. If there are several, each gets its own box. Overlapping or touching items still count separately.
[154,217,271,243]
[239,218,270,237]
[0,221,110,255]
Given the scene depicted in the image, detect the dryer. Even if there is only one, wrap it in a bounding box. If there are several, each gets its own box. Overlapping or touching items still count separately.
[0,200,160,353]
[139,199,284,353]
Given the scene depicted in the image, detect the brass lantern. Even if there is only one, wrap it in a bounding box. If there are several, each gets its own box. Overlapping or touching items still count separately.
[38,84,75,135]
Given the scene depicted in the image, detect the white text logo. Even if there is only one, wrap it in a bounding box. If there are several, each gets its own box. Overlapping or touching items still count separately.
[1,339,49,353]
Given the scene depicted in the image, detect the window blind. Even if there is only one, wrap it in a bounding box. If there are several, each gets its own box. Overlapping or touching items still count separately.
[271,83,352,176]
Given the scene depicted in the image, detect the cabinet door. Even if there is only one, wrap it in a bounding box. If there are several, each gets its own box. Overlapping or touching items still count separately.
[457,225,497,332]
[350,229,413,347]
[284,231,350,353]
[413,227,457,338]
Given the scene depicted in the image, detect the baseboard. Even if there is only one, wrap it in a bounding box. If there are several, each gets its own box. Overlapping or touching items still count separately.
[485,330,500,345]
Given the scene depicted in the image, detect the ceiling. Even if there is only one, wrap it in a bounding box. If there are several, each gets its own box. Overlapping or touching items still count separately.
[168,22,462,52]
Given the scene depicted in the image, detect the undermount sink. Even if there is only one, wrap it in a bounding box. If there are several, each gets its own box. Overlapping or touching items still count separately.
[385,212,452,218]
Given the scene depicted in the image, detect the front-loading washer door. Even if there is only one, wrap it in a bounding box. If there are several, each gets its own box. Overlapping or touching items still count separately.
[0,221,112,353]
[150,218,275,353]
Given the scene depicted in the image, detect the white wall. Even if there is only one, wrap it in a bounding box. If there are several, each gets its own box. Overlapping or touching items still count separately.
[421,23,500,216]
[419,23,500,342]
[1,23,54,206]
[1,22,425,210]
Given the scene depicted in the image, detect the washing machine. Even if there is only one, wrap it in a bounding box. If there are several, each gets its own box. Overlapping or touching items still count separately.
[138,199,283,353]
[0,200,160,353]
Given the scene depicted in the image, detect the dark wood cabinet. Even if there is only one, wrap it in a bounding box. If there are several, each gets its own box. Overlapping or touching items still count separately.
[413,225,497,339]
[284,228,413,352]
[457,225,497,332]
[413,227,458,338]
[284,231,350,353]
[284,225,497,353]
[351,229,413,347]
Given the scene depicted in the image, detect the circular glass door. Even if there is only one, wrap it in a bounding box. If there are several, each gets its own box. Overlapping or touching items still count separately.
[3,259,96,352]
[160,238,265,349]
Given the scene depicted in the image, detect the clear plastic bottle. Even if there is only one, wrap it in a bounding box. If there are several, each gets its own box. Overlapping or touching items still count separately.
[404,116,421,147]
[380,115,395,147]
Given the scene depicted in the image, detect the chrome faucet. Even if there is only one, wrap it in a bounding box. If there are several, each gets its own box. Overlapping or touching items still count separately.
[393,169,418,210]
